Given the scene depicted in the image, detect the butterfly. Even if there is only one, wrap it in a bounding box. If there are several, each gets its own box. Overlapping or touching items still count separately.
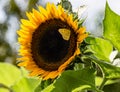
[58,28,71,41]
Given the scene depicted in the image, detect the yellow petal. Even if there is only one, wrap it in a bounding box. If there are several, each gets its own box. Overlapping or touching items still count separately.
[18,61,28,66]
[32,9,43,23]
[46,2,52,18]
[76,27,86,34]
[44,71,59,80]
[21,19,37,29]
[29,69,45,76]
[77,33,88,43]
[26,12,37,25]
[38,6,48,18]
[42,71,50,80]
[57,5,64,16]
[51,3,59,18]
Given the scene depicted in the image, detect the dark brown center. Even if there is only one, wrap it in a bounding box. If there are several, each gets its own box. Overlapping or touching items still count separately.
[31,19,77,71]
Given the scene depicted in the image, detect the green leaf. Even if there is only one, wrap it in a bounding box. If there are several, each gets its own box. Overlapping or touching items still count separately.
[20,67,29,77]
[0,63,21,92]
[0,63,21,86]
[90,56,120,79]
[0,88,9,92]
[86,37,113,62]
[35,79,52,92]
[12,77,41,92]
[95,76,120,86]
[42,68,100,92]
[103,2,120,51]
[42,84,54,92]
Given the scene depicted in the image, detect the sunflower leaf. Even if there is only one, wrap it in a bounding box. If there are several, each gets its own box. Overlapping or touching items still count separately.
[103,2,120,52]
[95,76,120,87]
[0,63,21,87]
[42,68,101,92]
[85,37,113,62]
[34,79,52,92]
[12,77,41,92]
[90,56,120,79]
[0,63,21,92]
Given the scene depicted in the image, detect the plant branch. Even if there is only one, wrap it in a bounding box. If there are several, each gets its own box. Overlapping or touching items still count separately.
[99,77,107,90]
[0,83,13,92]
[85,55,108,90]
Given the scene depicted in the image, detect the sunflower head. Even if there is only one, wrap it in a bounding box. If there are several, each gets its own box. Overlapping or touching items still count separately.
[17,3,88,80]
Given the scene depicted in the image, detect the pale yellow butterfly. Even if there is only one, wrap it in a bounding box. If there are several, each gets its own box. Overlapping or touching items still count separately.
[58,28,71,41]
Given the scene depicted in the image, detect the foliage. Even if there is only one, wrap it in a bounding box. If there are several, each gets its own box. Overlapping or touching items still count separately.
[85,37,113,62]
[42,68,101,92]
[0,0,120,92]
[103,3,120,52]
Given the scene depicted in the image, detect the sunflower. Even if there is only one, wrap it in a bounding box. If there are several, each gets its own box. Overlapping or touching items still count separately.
[17,3,88,80]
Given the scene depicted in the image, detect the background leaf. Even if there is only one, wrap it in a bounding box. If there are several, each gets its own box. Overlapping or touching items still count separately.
[103,2,120,52]
[12,77,41,92]
[0,63,21,86]
[42,68,100,92]
[0,63,21,92]
[85,37,113,62]
[95,76,120,86]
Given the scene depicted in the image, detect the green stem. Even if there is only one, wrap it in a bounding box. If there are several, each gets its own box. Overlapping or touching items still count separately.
[99,76,107,90]
[86,56,108,90]
[0,83,13,92]
[60,0,63,6]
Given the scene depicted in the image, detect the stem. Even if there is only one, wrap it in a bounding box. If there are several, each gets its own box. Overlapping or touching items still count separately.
[99,76,107,90]
[0,83,13,92]
[86,56,108,90]
[60,0,63,6]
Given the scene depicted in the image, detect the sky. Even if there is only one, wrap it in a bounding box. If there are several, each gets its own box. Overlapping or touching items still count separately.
[0,0,120,46]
